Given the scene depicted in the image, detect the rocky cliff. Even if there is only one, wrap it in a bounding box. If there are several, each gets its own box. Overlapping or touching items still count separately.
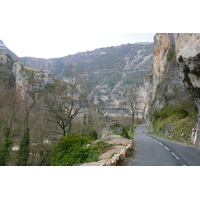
[174,34,200,145]
[147,33,199,145]
[151,34,189,110]
[12,62,54,101]
[0,51,9,64]
[0,48,54,102]
[0,51,16,88]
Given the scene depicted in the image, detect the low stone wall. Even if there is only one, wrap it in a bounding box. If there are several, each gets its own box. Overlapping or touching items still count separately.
[80,135,134,166]
[80,120,135,166]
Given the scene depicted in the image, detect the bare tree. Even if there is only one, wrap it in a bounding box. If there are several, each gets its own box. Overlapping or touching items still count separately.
[0,88,19,139]
[43,82,85,137]
[124,85,140,132]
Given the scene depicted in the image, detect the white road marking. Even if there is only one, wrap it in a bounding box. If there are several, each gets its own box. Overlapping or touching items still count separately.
[140,127,186,164]
[164,146,170,151]
[171,152,180,160]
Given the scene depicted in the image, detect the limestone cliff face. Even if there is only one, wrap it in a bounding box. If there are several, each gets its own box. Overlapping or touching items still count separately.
[152,33,171,100]
[175,34,200,97]
[149,34,188,113]
[174,33,200,145]
[12,62,54,100]
[147,33,197,142]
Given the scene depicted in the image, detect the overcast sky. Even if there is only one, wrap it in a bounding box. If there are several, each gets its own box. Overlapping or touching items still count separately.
[0,0,158,58]
[1,0,197,59]
[1,33,155,58]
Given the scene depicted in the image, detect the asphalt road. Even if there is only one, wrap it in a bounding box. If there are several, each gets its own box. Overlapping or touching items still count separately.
[127,124,200,166]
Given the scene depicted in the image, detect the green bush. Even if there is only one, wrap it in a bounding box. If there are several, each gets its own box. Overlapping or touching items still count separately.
[88,130,98,140]
[51,133,112,166]
[154,105,189,121]
[51,134,98,166]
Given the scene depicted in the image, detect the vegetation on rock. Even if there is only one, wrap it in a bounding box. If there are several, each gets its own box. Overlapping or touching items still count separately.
[152,101,197,143]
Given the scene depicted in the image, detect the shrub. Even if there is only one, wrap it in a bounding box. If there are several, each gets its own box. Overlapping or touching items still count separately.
[51,134,112,166]
[154,105,189,121]
[88,130,98,140]
[167,51,174,61]
[152,102,197,143]
[51,134,98,166]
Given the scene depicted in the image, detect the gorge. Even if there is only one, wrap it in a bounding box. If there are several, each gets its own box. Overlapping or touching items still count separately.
[0,33,200,166]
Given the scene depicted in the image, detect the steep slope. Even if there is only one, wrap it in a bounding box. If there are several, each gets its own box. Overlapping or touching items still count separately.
[0,40,18,60]
[12,62,54,101]
[21,43,153,117]
[0,43,54,103]
[0,51,15,88]
[147,33,199,145]
[174,33,200,145]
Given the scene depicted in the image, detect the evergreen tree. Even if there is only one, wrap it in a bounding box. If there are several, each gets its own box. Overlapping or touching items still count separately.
[0,129,13,166]
[16,130,30,166]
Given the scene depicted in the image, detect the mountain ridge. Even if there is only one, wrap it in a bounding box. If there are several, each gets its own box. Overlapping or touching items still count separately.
[0,39,153,117]
[0,40,18,60]
[20,42,153,117]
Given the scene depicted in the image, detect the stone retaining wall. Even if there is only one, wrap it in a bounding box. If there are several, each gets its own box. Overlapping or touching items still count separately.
[80,136,134,166]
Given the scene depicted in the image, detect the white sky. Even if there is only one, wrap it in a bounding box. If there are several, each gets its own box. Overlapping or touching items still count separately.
[2,33,155,58]
[1,0,198,59]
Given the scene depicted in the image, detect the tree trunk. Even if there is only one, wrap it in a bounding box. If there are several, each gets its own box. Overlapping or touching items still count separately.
[131,111,135,132]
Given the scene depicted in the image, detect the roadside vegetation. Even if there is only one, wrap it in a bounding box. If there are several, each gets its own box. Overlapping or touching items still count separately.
[51,133,112,166]
[152,102,197,144]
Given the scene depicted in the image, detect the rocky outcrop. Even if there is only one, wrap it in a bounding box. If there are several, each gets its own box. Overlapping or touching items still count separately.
[150,34,189,111]
[148,34,185,125]
[0,52,9,64]
[147,33,200,144]
[174,33,200,145]
[12,62,54,100]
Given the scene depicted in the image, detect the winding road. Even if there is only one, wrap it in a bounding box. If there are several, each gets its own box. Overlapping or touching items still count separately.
[127,125,200,166]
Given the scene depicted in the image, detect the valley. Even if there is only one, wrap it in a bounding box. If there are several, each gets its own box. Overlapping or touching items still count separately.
[0,33,200,166]
[21,43,153,118]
